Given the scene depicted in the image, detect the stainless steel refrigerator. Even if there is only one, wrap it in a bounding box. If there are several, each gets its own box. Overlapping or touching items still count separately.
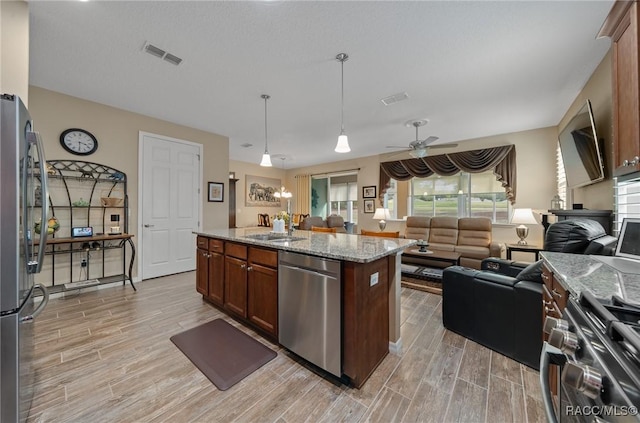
[1,94,50,423]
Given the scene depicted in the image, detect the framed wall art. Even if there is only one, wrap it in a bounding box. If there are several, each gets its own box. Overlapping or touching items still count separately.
[208,182,224,202]
[245,175,282,207]
[364,199,375,213]
[363,186,376,199]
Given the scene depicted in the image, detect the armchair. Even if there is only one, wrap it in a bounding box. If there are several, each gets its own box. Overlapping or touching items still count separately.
[442,218,617,370]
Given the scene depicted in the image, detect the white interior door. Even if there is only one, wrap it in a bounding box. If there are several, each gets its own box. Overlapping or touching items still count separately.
[140,132,202,280]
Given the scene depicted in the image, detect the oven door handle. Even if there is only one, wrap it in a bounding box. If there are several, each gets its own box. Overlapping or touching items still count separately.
[540,341,567,423]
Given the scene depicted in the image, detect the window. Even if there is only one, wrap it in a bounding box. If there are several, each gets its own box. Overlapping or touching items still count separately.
[393,170,510,222]
[615,175,640,234]
[311,172,358,224]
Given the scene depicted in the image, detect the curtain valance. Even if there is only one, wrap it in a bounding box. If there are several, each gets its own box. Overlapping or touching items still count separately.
[379,145,517,205]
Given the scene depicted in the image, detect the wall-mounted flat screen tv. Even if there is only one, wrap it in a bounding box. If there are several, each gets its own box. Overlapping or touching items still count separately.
[558,99,605,188]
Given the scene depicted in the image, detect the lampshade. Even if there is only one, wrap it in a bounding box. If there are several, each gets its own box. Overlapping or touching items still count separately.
[335,133,350,153]
[373,208,391,220]
[510,208,537,225]
[260,153,272,167]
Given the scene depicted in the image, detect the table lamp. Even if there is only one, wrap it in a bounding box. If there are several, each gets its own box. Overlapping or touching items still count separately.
[373,208,391,231]
[511,208,537,245]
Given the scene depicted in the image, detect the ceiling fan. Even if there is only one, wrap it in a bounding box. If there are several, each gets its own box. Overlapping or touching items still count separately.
[386,120,458,158]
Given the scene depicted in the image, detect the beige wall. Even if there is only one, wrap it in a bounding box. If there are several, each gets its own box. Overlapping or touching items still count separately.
[559,49,614,210]
[29,86,229,282]
[1,1,29,103]
[229,159,287,228]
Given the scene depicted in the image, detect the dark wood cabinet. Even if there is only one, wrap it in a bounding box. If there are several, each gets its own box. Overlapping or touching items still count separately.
[224,255,248,318]
[541,263,569,406]
[196,247,209,296]
[600,1,640,176]
[247,262,278,337]
[208,239,225,306]
[196,236,225,305]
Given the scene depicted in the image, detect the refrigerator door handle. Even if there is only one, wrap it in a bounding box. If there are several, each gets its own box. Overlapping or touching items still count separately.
[21,284,49,322]
[26,131,49,274]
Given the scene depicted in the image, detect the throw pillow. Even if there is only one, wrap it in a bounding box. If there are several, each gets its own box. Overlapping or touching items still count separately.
[516,260,544,284]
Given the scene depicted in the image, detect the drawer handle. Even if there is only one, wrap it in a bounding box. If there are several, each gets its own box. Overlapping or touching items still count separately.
[544,306,553,314]
[543,299,552,306]
[552,288,563,298]
[541,273,550,281]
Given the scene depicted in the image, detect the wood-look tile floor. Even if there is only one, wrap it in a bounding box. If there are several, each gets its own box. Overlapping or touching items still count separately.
[29,272,545,423]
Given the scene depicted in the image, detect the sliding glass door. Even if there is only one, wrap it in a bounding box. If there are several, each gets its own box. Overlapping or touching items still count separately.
[311,172,358,224]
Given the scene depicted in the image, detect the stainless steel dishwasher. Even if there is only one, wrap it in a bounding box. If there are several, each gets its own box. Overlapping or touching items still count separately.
[278,251,342,377]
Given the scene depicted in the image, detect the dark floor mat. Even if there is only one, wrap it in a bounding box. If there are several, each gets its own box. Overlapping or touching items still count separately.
[170,318,277,391]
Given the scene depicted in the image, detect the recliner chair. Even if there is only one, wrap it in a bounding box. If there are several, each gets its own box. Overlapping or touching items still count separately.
[442,219,617,370]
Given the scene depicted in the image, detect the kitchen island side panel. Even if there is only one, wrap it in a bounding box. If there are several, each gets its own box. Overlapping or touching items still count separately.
[343,256,390,388]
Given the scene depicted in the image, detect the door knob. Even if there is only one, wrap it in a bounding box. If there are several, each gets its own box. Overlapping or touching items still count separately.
[144,224,155,228]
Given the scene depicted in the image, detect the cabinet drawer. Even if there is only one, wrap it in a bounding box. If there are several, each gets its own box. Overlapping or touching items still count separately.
[197,236,209,249]
[249,247,277,268]
[209,239,224,254]
[226,242,247,260]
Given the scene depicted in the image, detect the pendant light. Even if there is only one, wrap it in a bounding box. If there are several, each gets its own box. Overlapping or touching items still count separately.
[260,94,273,167]
[335,53,351,153]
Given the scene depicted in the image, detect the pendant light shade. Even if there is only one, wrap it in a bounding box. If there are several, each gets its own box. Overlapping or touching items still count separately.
[335,53,350,153]
[260,94,272,167]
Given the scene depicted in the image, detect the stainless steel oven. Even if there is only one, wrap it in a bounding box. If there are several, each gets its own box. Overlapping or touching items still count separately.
[540,292,640,423]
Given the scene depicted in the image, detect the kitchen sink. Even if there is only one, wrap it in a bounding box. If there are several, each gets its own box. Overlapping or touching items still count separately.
[244,233,306,242]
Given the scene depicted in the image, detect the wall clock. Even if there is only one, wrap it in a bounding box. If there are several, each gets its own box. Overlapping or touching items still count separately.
[59,128,98,155]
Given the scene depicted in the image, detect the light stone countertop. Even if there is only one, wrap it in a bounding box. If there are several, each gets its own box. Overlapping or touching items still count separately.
[541,251,640,304]
[195,228,417,263]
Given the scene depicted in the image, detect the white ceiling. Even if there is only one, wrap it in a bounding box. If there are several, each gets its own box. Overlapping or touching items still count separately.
[28,1,614,168]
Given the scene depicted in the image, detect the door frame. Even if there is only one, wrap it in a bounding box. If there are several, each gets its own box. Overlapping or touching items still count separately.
[137,131,203,281]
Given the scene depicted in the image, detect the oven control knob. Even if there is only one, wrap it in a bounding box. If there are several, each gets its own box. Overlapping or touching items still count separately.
[548,327,579,355]
[543,316,569,335]
[562,362,603,399]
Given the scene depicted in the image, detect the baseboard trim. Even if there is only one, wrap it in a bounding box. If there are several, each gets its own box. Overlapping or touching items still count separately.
[389,339,403,355]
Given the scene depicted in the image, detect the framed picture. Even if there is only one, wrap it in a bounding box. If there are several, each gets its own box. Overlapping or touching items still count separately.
[245,175,282,207]
[364,199,375,213]
[363,186,376,199]
[208,182,224,202]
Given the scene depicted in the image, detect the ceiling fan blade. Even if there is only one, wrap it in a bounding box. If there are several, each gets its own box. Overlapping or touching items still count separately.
[385,145,411,149]
[428,143,459,149]
[422,136,440,144]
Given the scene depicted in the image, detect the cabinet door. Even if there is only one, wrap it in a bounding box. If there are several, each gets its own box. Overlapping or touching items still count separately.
[224,256,248,318]
[247,263,278,338]
[196,248,209,296]
[208,252,224,306]
[612,2,640,176]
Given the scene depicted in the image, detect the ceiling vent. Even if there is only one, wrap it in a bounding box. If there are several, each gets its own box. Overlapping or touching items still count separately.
[381,92,409,106]
[143,42,183,66]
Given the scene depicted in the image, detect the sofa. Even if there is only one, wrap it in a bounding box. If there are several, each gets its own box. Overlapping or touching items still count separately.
[442,219,617,369]
[402,216,503,269]
[298,215,347,233]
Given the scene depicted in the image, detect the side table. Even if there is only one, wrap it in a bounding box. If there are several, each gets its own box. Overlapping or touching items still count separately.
[506,244,542,261]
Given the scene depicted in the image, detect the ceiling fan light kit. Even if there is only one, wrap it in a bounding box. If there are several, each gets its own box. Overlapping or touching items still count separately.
[335,52,351,153]
[259,94,273,167]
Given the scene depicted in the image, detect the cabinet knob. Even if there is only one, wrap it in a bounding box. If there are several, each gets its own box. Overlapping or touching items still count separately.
[247,266,253,272]
[240,264,246,269]
[623,159,629,167]
[630,156,640,166]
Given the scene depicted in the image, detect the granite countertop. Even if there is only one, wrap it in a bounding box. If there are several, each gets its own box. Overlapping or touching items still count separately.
[541,251,640,304]
[195,228,416,263]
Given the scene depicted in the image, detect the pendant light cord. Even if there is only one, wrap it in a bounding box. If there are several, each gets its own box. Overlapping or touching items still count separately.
[263,94,269,154]
[341,58,345,133]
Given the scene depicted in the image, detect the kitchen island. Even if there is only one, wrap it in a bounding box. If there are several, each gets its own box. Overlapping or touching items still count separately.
[194,228,416,388]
